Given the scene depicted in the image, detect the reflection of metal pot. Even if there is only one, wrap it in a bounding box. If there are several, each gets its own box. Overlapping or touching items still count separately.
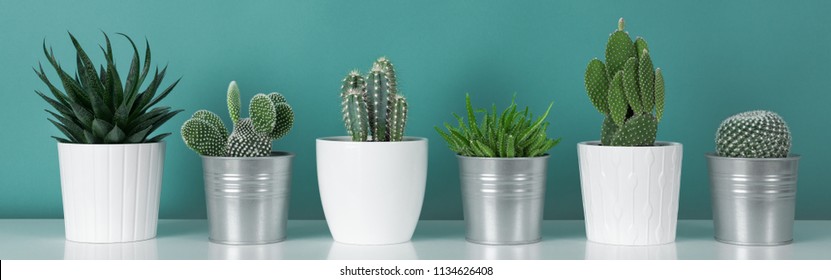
[459,155,549,245]
[202,152,294,245]
[707,154,799,246]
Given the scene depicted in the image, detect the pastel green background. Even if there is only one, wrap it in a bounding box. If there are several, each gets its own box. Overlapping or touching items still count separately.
[1,0,829,220]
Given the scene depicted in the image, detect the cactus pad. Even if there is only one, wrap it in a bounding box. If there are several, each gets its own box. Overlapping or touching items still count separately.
[181,118,226,156]
[225,118,272,157]
[716,110,791,158]
[584,59,609,114]
[227,81,241,125]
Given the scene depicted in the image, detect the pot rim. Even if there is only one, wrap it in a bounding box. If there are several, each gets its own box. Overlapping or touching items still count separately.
[578,140,681,148]
[316,136,428,143]
[200,151,295,160]
[705,152,800,161]
[456,153,550,160]
[56,141,166,147]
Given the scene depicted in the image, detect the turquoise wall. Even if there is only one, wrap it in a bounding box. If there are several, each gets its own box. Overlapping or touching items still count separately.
[1,0,829,220]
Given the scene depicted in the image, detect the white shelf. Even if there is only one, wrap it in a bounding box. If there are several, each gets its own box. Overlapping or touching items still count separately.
[1,220,829,260]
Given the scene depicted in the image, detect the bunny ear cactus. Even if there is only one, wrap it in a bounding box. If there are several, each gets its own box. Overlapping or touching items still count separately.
[716,110,791,158]
[181,81,294,157]
[584,18,665,146]
[340,57,408,142]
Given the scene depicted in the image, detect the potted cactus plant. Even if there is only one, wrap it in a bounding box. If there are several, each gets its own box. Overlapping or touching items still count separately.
[578,18,683,246]
[707,110,798,246]
[35,33,182,243]
[316,57,427,245]
[181,81,295,245]
[436,94,559,245]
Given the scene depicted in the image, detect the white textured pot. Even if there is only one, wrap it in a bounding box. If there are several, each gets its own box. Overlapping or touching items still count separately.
[577,141,683,246]
[58,142,165,243]
[316,136,427,245]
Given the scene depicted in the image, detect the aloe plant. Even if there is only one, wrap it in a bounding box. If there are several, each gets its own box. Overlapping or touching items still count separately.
[584,18,665,146]
[436,94,560,157]
[35,32,182,144]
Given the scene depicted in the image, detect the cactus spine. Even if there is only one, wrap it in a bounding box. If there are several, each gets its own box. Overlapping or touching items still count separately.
[340,57,408,142]
[584,18,665,146]
[181,81,294,157]
[716,110,791,158]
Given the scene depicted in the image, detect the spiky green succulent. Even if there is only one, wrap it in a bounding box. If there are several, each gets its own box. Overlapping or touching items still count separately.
[35,32,182,144]
[584,18,665,146]
[716,110,791,158]
[341,57,408,142]
[181,81,294,157]
[436,94,560,158]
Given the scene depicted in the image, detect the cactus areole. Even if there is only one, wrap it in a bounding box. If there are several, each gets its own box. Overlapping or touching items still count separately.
[584,18,665,146]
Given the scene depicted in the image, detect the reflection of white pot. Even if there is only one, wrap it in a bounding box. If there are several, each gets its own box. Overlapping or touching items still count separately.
[578,141,683,246]
[327,242,418,260]
[58,142,165,243]
[63,239,158,260]
[584,241,677,260]
[316,137,428,245]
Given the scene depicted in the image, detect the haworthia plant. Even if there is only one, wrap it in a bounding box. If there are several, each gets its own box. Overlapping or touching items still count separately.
[716,110,791,158]
[181,81,294,157]
[35,32,182,144]
[435,94,560,158]
[584,18,665,146]
[340,57,408,142]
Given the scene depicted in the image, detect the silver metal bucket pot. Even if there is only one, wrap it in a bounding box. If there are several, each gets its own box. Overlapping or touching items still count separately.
[707,153,799,245]
[458,155,549,245]
[202,151,294,245]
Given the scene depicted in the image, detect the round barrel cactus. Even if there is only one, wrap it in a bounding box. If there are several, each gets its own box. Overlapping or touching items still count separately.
[715,110,791,158]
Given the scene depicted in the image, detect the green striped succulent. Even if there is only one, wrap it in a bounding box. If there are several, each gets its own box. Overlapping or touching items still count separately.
[436,94,560,158]
[181,81,294,157]
[35,32,182,144]
[584,18,665,146]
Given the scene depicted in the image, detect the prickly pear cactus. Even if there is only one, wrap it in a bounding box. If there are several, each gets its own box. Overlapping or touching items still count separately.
[339,57,408,142]
[584,18,665,146]
[181,81,294,157]
[716,110,791,158]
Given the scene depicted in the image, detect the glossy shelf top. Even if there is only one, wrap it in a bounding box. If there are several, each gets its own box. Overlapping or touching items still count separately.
[1,220,829,260]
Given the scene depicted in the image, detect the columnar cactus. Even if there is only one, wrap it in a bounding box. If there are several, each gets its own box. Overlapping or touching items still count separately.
[584,18,665,146]
[340,57,408,142]
[181,81,294,157]
[716,110,791,158]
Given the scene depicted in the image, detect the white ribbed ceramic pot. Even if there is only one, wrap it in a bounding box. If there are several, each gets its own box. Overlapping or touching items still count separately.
[577,141,683,246]
[58,142,165,243]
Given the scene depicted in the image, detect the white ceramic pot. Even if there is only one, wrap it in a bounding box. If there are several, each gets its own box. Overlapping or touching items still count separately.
[58,142,165,243]
[577,141,683,246]
[316,136,428,245]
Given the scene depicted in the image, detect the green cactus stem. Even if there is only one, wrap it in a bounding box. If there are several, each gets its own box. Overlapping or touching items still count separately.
[339,57,408,142]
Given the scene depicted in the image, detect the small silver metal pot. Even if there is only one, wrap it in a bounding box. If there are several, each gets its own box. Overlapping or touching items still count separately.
[202,151,294,245]
[458,155,549,245]
[707,153,799,245]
